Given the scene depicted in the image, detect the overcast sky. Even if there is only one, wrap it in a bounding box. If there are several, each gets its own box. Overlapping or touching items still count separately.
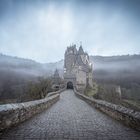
[0,0,140,63]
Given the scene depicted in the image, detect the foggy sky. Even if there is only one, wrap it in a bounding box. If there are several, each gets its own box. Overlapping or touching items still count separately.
[0,0,140,63]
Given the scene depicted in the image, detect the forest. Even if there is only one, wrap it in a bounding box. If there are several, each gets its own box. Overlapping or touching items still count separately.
[0,54,140,110]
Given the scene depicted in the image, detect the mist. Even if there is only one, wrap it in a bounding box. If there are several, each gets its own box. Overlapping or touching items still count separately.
[0,1,140,138]
[0,0,140,109]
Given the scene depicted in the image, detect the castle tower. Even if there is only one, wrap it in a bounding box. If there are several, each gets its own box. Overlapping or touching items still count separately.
[64,45,77,73]
[64,44,93,92]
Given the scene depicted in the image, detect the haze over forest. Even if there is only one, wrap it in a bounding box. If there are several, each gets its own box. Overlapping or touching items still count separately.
[0,53,140,97]
[0,3,140,140]
[0,0,140,108]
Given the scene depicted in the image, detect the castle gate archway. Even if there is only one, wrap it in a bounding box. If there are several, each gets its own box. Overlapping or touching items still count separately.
[67,81,73,89]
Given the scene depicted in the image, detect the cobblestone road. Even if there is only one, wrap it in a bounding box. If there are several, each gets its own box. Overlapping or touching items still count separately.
[0,90,140,140]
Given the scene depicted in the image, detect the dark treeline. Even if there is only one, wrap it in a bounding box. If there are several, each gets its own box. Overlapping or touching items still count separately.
[90,54,140,100]
[0,53,140,106]
[92,68,140,111]
[0,54,64,104]
[0,69,54,104]
[94,66,140,100]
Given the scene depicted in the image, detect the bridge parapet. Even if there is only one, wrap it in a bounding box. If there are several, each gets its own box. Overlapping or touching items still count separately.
[47,87,66,97]
[74,89,140,131]
[0,90,62,132]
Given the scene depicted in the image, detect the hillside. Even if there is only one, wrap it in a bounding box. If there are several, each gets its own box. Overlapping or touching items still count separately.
[90,55,140,84]
[1,53,140,79]
[0,54,52,77]
[89,55,140,101]
[0,53,140,102]
[90,54,140,71]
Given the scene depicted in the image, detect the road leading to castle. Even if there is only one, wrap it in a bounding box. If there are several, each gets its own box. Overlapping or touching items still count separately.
[1,90,140,140]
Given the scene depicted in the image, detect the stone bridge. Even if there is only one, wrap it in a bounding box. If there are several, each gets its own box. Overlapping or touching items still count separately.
[0,90,140,140]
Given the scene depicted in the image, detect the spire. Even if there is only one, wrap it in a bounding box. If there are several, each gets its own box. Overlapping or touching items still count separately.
[78,44,84,54]
[80,41,82,46]
[54,69,59,78]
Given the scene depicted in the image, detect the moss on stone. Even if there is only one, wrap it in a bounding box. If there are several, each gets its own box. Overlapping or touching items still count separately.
[84,82,98,98]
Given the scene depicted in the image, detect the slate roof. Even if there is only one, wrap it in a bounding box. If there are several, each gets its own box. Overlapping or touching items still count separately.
[75,54,91,73]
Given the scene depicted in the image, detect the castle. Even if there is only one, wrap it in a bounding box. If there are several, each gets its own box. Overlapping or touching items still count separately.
[64,44,93,91]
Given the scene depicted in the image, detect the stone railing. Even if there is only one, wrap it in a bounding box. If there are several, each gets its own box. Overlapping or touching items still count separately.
[74,89,140,131]
[0,93,60,132]
[46,87,66,97]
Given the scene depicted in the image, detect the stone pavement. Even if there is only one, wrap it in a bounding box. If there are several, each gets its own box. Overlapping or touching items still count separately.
[0,90,140,140]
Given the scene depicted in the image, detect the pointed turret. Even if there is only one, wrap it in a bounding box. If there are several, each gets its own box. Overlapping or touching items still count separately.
[54,69,59,78]
[53,69,60,85]
[78,46,84,54]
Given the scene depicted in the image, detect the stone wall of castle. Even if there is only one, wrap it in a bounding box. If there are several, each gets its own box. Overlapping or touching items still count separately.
[76,70,86,85]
